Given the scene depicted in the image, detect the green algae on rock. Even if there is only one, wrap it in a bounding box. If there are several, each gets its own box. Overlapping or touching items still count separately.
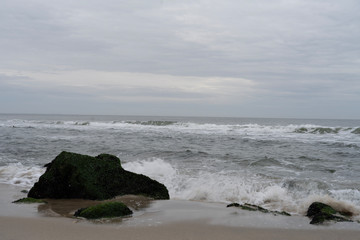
[227,203,291,216]
[74,202,132,219]
[306,202,353,225]
[13,197,47,204]
[28,151,169,200]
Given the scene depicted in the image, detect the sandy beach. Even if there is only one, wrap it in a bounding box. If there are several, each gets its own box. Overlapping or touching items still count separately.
[2,216,360,240]
[1,183,359,240]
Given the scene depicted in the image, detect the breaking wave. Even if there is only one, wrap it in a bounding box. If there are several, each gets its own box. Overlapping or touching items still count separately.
[293,127,356,134]
[122,158,360,218]
[0,163,44,187]
[124,120,177,126]
[2,118,359,138]
[351,127,360,134]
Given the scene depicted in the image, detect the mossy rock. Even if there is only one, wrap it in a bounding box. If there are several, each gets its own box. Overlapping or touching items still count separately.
[310,213,351,225]
[28,151,169,200]
[227,203,291,216]
[275,211,291,216]
[227,203,258,211]
[307,202,336,217]
[13,197,47,204]
[306,202,352,225]
[74,202,132,219]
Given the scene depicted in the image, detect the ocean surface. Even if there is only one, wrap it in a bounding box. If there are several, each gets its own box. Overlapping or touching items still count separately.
[1,114,359,217]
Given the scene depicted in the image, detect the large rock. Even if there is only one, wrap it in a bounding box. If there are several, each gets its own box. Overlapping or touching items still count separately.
[28,151,169,200]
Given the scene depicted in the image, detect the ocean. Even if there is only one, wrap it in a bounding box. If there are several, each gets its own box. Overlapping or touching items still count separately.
[0,114,359,218]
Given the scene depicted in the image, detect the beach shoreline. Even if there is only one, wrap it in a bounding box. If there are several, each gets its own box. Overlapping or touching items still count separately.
[2,215,360,240]
[1,183,360,240]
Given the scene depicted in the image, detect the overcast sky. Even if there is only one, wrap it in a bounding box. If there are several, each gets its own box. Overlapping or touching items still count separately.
[1,0,359,119]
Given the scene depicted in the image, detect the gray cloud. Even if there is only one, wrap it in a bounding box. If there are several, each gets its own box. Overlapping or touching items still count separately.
[0,0,359,118]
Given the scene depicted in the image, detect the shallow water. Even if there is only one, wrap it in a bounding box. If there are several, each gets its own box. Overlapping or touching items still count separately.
[0,114,359,218]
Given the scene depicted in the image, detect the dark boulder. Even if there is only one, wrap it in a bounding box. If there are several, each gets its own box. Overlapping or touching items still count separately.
[28,151,169,200]
[306,202,352,225]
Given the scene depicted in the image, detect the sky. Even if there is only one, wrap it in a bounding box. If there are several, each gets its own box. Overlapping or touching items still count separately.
[0,0,359,119]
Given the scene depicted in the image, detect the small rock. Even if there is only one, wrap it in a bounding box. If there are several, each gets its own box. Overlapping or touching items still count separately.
[227,203,291,216]
[306,202,352,225]
[74,202,132,219]
[13,197,47,204]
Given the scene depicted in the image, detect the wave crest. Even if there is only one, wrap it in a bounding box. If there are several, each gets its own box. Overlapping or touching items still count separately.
[125,120,177,126]
[351,127,360,134]
[121,158,360,216]
[294,127,360,135]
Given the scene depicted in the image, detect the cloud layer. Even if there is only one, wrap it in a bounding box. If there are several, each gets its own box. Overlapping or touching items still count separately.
[1,0,359,118]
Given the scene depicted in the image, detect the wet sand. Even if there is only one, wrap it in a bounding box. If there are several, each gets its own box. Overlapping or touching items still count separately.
[2,216,360,240]
[1,184,359,240]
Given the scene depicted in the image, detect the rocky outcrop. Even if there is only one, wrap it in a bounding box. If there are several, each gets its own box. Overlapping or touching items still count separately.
[306,202,353,224]
[74,202,132,219]
[227,203,291,216]
[28,151,169,200]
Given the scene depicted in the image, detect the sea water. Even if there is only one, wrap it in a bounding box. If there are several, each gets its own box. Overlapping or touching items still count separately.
[0,114,359,217]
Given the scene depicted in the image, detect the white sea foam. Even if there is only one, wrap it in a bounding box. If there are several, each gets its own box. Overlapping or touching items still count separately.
[0,163,44,187]
[122,158,177,182]
[121,158,360,217]
[299,194,360,220]
[2,118,359,142]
